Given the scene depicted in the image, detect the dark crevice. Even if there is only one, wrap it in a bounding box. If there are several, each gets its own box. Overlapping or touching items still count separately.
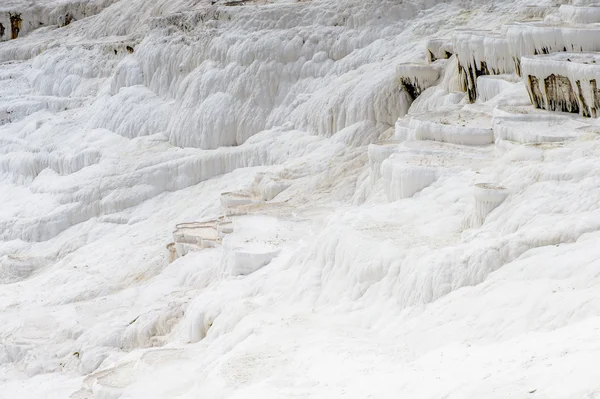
[591,79,600,118]
[9,13,22,39]
[528,75,544,109]
[575,80,591,118]
[400,78,422,101]
[544,74,579,114]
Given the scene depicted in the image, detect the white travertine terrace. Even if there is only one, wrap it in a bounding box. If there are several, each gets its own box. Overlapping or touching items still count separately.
[493,105,594,143]
[473,182,509,225]
[425,38,453,63]
[220,191,255,210]
[559,5,600,24]
[521,52,600,117]
[505,22,600,75]
[170,217,236,260]
[454,30,515,102]
[396,63,441,100]
[381,141,489,201]
[406,108,494,145]
[3,0,600,397]
[476,74,520,102]
[368,140,400,182]
[221,215,282,276]
[394,117,411,141]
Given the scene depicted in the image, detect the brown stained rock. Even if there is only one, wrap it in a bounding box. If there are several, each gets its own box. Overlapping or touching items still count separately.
[527,75,544,109]
[428,50,437,63]
[126,45,134,53]
[399,77,422,101]
[575,80,591,117]
[9,13,22,39]
[592,80,600,118]
[544,74,579,114]
[513,56,521,77]
[427,49,452,63]
[0,23,5,38]
[457,56,492,103]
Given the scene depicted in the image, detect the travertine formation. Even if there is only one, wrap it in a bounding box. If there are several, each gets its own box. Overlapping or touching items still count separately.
[447,2,600,112]
[522,53,600,117]
[472,183,509,226]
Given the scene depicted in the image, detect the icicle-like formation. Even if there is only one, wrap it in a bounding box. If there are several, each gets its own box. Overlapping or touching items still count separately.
[381,160,437,201]
[521,52,600,117]
[394,118,411,141]
[368,140,400,182]
[473,183,509,223]
[505,23,600,76]
[425,38,453,63]
[475,75,520,103]
[454,31,515,102]
[396,63,441,100]
[407,56,464,115]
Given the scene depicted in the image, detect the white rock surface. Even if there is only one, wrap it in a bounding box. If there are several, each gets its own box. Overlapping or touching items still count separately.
[472,182,509,225]
[2,0,600,398]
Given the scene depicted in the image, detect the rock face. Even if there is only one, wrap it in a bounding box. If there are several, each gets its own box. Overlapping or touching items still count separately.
[368,140,400,182]
[472,183,509,225]
[9,13,21,39]
[522,53,600,117]
[426,38,453,63]
[3,0,600,398]
[454,31,515,102]
[0,0,119,42]
[396,63,441,100]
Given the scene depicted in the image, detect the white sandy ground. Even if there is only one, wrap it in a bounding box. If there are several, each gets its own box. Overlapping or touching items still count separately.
[1,0,600,398]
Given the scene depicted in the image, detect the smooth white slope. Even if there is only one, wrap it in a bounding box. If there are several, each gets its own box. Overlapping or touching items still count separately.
[1,0,600,398]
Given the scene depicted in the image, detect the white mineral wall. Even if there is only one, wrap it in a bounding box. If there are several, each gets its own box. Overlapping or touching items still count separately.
[2,0,600,398]
[521,53,600,117]
[506,23,600,75]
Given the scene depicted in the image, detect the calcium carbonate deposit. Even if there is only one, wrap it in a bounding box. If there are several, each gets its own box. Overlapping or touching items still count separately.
[2,0,600,398]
